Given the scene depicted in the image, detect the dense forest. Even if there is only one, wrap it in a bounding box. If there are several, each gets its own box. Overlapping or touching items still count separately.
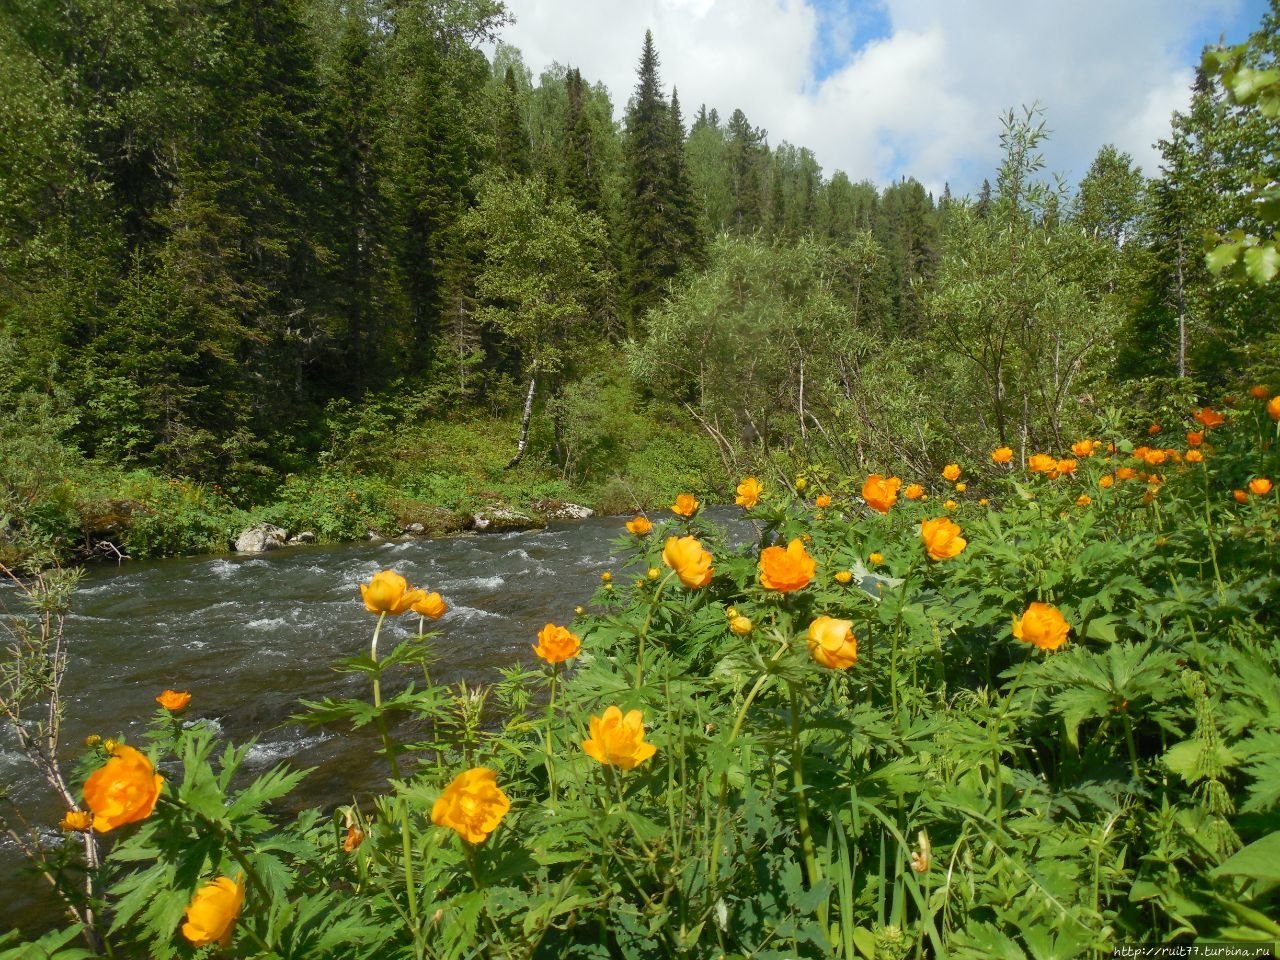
[1,0,1278,565]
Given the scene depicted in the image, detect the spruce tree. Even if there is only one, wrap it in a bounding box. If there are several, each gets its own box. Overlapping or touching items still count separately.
[495,65,531,176]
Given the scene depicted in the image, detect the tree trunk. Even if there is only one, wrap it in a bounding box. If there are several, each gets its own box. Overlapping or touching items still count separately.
[506,372,537,469]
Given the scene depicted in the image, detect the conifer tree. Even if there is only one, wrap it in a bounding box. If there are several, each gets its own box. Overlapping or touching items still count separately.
[495,65,531,176]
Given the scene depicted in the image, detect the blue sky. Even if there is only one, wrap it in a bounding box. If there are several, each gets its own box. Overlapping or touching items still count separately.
[497,0,1275,195]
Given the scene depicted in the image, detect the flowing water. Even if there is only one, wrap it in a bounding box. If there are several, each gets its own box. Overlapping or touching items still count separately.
[2,511,746,936]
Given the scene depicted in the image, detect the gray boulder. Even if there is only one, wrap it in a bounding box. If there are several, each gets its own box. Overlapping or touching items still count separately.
[546,502,594,521]
[472,508,545,533]
[234,524,288,553]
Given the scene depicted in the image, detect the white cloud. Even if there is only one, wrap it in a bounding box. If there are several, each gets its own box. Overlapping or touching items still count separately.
[493,0,1258,194]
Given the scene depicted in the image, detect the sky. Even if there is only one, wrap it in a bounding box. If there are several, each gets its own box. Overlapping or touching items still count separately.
[491,0,1271,197]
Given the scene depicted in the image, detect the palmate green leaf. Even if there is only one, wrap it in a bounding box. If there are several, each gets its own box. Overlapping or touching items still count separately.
[224,762,313,829]
[0,925,96,960]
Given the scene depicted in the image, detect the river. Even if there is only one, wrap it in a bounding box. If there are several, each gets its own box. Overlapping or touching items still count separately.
[2,510,722,937]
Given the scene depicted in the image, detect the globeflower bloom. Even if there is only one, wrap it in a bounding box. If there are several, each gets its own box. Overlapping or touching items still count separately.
[1028,454,1057,474]
[411,592,447,619]
[1233,489,1249,504]
[942,463,961,481]
[1186,431,1203,446]
[834,569,853,584]
[862,474,902,513]
[181,876,245,949]
[1249,477,1273,496]
[903,483,925,501]
[1076,494,1092,507]
[921,517,966,561]
[1012,602,1070,651]
[156,690,191,712]
[1071,439,1096,458]
[533,623,581,664]
[815,494,831,509]
[431,768,511,843]
[1115,467,1138,481]
[1250,384,1270,400]
[735,477,763,509]
[582,706,657,770]
[1055,458,1078,476]
[60,810,92,833]
[662,535,714,588]
[359,570,425,616]
[83,744,163,833]
[729,615,753,636]
[1185,449,1204,464]
[1192,407,1225,429]
[1269,396,1280,421]
[807,616,858,670]
[758,538,816,591]
[1099,474,1115,488]
[625,515,653,536]
[869,552,884,565]
[991,447,1014,464]
[671,493,700,518]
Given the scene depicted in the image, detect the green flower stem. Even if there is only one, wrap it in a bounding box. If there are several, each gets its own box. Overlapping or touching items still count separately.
[635,571,676,689]
[788,683,831,945]
[546,664,559,803]
[992,655,1032,830]
[889,562,918,718]
[417,615,432,687]
[708,667,774,891]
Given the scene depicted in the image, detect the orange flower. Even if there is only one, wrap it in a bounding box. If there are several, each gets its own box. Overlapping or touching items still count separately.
[1141,448,1167,467]
[815,494,831,509]
[662,536,714,588]
[625,515,653,536]
[533,623,581,664]
[941,463,961,482]
[343,824,365,852]
[729,615,753,636]
[1028,453,1057,474]
[431,768,511,843]
[411,592,448,619]
[156,690,191,712]
[921,517,966,561]
[1250,384,1270,399]
[59,810,92,832]
[1012,602,1070,651]
[1192,407,1225,429]
[1076,494,1092,507]
[1099,475,1115,488]
[1233,489,1249,503]
[1249,477,1273,496]
[991,447,1014,464]
[359,570,426,616]
[862,474,902,513]
[1269,396,1280,421]
[181,876,245,949]
[807,616,858,670]
[903,483,925,501]
[1115,467,1137,481]
[735,477,763,509]
[1186,431,1203,446]
[1185,449,1204,463]
[979,498,989,506]
[1071,439,1096,458]
[582,706,657,770]
[671,493,700,518]
[82,744,163,833]
[1147,423,1162,435]
[758,538,816,591]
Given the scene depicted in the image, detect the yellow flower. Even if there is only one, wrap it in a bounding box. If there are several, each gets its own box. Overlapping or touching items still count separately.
[1249,477,1273,496]
[600,571,612,583]
[835,569,853,584]
[1115,466,1137,481]
[991,447,1014,464]
[156,689,191,712]
[758,538,816,592]
[1071,439,1096,458]
[815,493,831,509]
[626,515,653,536]
[1099,474,1115,488]
[941,463,961,482]
[903,483,924,501]
[920,517,966,561]
[1028,453,1057,474]
[729,615,753,636]
[735,477,763,509]
[662,535,714,588]
[1076,494,1092,507]
[978,498,989,506]
[1012,602,1070,651]
[646,567,660,580]
[794,476,808,493]
[533,623,581,664]
[411,592,448,619]
[359,570,425,616]
[582,706,657,770]
[862,474,902,513]
[431,768,511,843]
[869,552,884,565]
[954,482,967,493]
[671,493,700,518]
[84,734,101,748]
[83,744,163,833]
[944,499,958,511]
[59,810,92,833]
[181,876,245,949]
[1055,458,1078,475]
[807,616,858,670]
[1185,449,1204,463]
